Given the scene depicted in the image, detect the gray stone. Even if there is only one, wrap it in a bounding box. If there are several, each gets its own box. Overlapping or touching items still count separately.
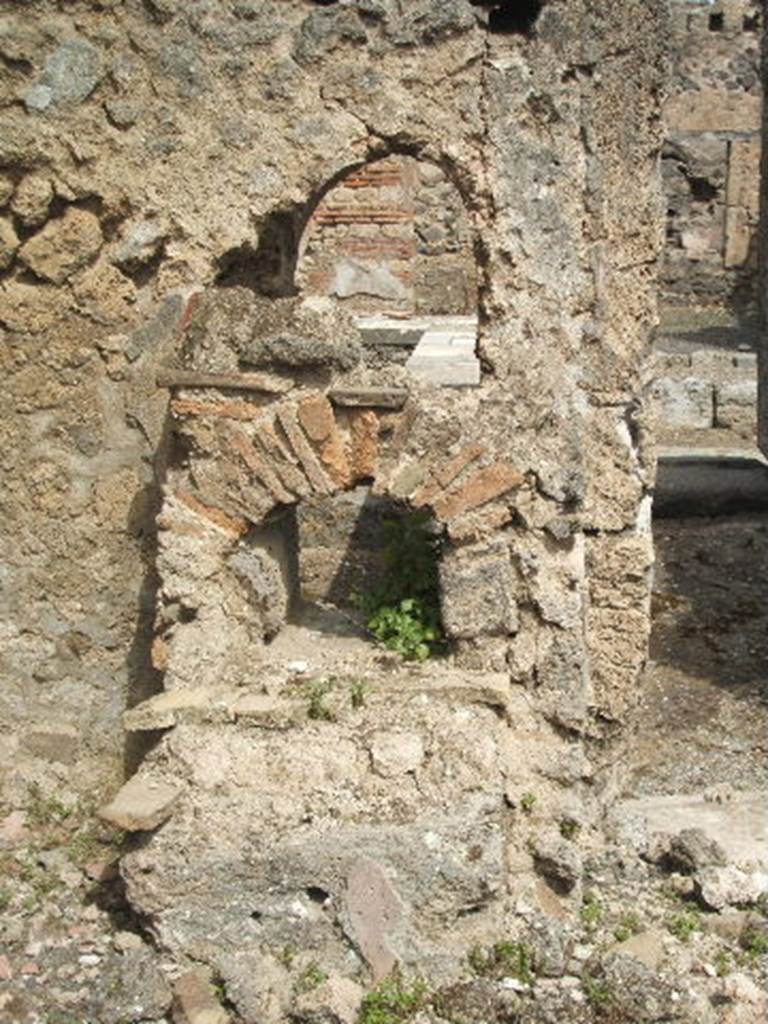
[696,865,768,911]
[332,258,409,302]
[112,219,167,271]
[22,722,79,764]
[86,948,172,1024]
[531,835,582,894]
[440,552,518,639]
[293,9,368,66]
[241,297,362,372]
[105,97,140,128]
[663,827,728,875]
[650,377,714,429]
[25,37,103,110]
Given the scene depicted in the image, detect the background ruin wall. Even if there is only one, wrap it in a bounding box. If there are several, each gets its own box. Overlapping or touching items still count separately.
[663,0,762,318]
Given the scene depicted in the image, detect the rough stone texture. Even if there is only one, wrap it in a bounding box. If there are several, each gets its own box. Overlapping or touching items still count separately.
[0,0,668,999]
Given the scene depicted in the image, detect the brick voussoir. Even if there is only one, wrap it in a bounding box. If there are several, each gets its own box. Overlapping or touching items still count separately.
[431,462,524,520]
[276,405,334,495]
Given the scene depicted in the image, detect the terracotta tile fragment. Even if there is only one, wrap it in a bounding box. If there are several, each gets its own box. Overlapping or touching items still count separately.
[432,462,524,520]
[349,409,379,480]
[228,428,295,504]
[174,491,249,536]
[276,406,333,495]
[171,397,264,421]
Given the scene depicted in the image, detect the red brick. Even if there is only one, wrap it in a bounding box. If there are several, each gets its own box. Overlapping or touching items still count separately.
[297,395,335,442]
[171,397,264,422]
[228,428,295,504]
[413,441,484,506]
[432,462,524,521]
[276,406,333,495]
[174,491,249,536]
[349,410,379,480]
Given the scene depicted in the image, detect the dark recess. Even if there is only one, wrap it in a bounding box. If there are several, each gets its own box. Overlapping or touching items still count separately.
[709,12,724,31]
[471,0,544,35]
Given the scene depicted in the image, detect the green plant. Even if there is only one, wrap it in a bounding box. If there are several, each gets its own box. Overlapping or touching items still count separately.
[466,941,535,986]
[582,973,614,1011]
[520,792,536,814]
[306,679,336,722]
[278,944,298,969]
[295,962,329,994]
[350,679,370,710]
[355,510,444,661]
[358,972,430,1024]
[0,885,10,912]
[714,949,732,976]
[560,819,580,840]
[613,911,642,943]
[740,925,768,960]
[666,907,701,943]
[26,782,73,828]
[581,895,603,931]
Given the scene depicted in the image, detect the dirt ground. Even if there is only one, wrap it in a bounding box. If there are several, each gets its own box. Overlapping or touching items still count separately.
[628,513,768,796]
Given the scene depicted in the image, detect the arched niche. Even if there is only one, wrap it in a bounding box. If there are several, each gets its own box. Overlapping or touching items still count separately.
[296,155,481,387]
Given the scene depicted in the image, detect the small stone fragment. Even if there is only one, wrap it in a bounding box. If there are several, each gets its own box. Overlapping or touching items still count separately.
[292,974,363,1024]
[98,775,181,832]
[19,207,103,284]
[611,929,666,971]
[0,216,19,270]
[663,827,727,875]
[11,174,53,228]
[173,967,230,1024]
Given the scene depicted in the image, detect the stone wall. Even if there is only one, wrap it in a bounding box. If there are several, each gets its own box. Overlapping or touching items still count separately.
[662,0,762,315]
[0,0,668,1000]
[296,155,477,317]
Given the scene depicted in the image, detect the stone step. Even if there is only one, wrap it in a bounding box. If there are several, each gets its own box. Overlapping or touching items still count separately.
[123,670,516,733]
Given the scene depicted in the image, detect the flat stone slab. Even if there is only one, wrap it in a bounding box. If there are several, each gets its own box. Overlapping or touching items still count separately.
[99,776,182,832]
[655,450,768,516]
[619,791,768,869]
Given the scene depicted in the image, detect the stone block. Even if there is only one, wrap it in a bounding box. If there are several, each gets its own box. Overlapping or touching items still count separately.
[369,731,425,777]
[440,551,518,638]
[715,380,757,436]
[348,409,378,480]
[650,377,713,429]
[99,776,182,832]
[293,975,363,1024]
[345,856,403,981]
[664,90,761,133]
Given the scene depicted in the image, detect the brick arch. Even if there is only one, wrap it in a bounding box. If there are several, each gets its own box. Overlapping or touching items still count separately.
[166,384,523,535]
